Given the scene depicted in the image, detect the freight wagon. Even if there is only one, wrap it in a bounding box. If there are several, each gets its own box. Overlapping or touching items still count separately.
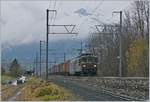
[50,53,98,76]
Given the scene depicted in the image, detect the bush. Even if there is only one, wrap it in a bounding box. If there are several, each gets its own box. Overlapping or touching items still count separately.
[34,84,62,96]
[17,77,75,101]
[35,86,52,97]
[126,38,148,77]
[42,95,60,101]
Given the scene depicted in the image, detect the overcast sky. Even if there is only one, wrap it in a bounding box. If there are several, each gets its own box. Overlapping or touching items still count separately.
[1,0,132,47]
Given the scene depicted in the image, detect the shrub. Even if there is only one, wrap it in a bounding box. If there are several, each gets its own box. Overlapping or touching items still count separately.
[42,95,60,101]
[126,38,148,77]
[34,84,62,97]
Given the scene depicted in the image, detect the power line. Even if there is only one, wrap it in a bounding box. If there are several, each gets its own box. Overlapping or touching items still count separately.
[48,0,52,9]
[76,0,105,32]
[54,0,57,10]
[48,0,58,36]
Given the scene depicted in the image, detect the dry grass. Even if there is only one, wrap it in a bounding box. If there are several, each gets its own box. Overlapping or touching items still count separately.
[16,77,77,101]
[1,75,14,101]
[1,85,22,101]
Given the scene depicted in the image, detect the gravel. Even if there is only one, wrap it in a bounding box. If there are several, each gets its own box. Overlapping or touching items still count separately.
[65,76,149,100]
[48,76,146,101]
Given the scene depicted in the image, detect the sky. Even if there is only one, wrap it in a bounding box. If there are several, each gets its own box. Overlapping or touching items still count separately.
[1,0,132,48]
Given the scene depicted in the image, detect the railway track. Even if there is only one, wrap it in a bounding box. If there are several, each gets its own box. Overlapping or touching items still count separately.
[49,77,126,101]
[85,85,144,101]
[49,75,148,101]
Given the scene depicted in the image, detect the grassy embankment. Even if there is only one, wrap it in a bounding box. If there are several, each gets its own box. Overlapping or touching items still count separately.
[1,75,16,90]
[16,77,78,101]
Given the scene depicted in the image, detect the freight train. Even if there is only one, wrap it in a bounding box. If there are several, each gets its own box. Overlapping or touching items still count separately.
[49,53,98,76]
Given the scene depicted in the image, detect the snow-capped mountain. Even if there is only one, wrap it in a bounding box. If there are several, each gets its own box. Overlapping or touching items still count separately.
[74,8,92,16]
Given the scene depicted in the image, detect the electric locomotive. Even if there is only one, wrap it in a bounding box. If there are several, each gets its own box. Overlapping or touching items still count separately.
[78,53,98,75]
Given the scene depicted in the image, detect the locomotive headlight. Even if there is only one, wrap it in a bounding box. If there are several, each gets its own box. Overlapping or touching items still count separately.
[93,65,97,67]
[82,65,86,67]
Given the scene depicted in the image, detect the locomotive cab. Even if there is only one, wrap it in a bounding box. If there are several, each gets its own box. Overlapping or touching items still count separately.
[79,53,98,75]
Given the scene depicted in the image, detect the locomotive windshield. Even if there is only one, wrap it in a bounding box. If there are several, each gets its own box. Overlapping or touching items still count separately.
[79,56,98,63]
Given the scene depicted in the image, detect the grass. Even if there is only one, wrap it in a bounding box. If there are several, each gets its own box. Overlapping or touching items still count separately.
[1,85,17,100]
[1,84,24,101]
[16,77,77,101]
[0,75,15,101]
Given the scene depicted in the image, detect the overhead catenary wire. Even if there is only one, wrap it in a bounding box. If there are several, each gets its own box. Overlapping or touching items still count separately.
[48,0,57,24]
[48,0,58,36]
[67,0,105,45]
[48,0,51,9]
[63,0,105,55]
[52,0,57,26]
[47,0,107,62]
[54,0,57,10]
[75,0,105,32]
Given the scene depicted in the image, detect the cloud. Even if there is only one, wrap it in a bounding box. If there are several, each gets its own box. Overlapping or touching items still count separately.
[0,18,7,26]
[1,0,132,47]
[1,1,46,46]
[64,12,70,16]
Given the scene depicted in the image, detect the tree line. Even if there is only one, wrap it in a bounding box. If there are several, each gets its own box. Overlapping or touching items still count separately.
[86,0,149,77]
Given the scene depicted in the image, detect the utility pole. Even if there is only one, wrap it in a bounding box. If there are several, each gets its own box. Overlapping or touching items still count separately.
[46,9,49,80]
[80,40,83,54]
[39,41,42,77]
[30,64,31,72]
[46,9,77,80]
[39,40,45,78]
[64,53,66,62]
[33,58,35,75]
[46,9,57,81]
[36,52,38,76]
[112,11,122,77]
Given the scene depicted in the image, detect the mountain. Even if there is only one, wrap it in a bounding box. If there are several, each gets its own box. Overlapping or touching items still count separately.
[74,8,92,16]
[1,39,84,71]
